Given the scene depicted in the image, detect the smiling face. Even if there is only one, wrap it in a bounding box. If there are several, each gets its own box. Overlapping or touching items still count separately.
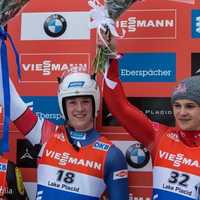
[173,99,200,131]
[65,96,94,131]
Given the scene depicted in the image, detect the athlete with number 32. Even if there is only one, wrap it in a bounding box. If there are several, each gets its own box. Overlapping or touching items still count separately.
[104,54,200,200]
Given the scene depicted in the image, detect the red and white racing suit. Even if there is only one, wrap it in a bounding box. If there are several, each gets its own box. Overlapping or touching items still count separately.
[0,58,128,200]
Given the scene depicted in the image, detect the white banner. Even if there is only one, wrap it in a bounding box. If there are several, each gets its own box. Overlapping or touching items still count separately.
[168,0,195,4]
[21,12,90,40]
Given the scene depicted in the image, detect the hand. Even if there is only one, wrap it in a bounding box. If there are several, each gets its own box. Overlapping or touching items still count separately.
[97,28,116,53]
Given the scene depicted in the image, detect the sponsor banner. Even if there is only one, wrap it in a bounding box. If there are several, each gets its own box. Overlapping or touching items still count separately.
[116,9,176,39]
[128,188,152,200]
[112,140,152,172]
[102,97,175,127]
[21,12,90,40]
[128,172,152,188]
[20,53,90,82]
[192,53,200,76]
[17,139,39,168]
[192,10,200,38]
[119,53,176,82]
[128,97,174,126]
[22,96,64,124]
[169,0,195,3]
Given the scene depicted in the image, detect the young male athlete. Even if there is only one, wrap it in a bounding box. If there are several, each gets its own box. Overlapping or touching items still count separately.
[0,58,128,199]
[104,55,200,199]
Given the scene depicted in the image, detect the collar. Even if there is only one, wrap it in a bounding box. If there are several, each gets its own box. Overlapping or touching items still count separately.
[179,130,200,147]
[68,127,95,141]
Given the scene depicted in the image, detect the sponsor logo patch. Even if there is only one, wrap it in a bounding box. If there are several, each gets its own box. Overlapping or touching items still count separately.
[93,141,110,151]
[113,169,128,180]
[68,81,84,88]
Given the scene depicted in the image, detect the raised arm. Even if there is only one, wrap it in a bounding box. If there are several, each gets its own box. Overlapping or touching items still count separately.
[0,54,48,145]
[104,58,159,149]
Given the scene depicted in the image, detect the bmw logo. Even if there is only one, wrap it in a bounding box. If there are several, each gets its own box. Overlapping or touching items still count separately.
[126,143,150,168]
[44,14,67,37]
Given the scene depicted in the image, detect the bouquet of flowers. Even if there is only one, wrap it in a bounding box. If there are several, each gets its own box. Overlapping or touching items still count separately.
[88,0,138,73]
[0,0,30,25]
[106,0,138,20]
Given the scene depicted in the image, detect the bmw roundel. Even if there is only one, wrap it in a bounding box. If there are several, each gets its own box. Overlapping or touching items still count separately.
[43,14,67,37]
[126,143,150,168]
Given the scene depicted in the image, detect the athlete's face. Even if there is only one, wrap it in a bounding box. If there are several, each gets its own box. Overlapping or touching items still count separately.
[65,96,94,131]
[173,99,200,131]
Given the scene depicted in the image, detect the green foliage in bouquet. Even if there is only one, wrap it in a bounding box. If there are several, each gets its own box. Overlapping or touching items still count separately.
[89,0,138,74]
[93,41,112,73]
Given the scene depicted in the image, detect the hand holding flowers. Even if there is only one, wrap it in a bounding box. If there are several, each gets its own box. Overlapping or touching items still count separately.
[88,0,138,73]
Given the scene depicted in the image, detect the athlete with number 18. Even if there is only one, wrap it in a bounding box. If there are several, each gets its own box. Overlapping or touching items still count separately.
[0,55,128,199]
